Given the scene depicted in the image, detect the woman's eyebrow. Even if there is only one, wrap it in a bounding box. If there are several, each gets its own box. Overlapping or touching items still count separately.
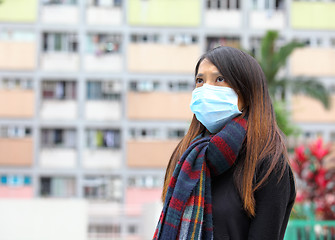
[211,71,221,75]
[196,73,204,77]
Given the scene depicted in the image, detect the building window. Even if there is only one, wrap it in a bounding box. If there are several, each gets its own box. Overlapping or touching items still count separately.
[86,81,121,100]
[130,34,160,43]
[129,81,161,92]
[40,177,76,198]
[0,78,33,90]
[207,0,240,9]
[127,225,138,235]
[129,128,160,140]
[42,81,77,100]
[88,224,121,239]
[87,0,121,7]
[206,36,241,51]
[0,30,35,42]
[168,81,194,92]
[128,176,163,188]
[83,176,122,202]
[42,0,77,5]
[0,126,32,138]
[41,129,77,148]
[169,34,198,45]
[168,129,186,139]
[86,34,122,55]
[0,175,31,186]
[330,132,335,142]
[251,0,284,10]
[43,33,78,52]
[86,129,121,149]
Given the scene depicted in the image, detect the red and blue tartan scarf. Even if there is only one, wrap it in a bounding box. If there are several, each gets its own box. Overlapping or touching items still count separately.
[153,116,247,240]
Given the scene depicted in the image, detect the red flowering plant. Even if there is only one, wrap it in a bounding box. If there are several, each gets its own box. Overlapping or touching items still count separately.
[290,138,335,220]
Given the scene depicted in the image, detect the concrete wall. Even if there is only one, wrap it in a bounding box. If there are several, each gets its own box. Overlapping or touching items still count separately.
[0,138,33,166]
[127,92,192,120]
[0,41,36,70]
[292,95,335,123]
[290,48,335,77]
[127,140,179,168]
[0,90,34,118]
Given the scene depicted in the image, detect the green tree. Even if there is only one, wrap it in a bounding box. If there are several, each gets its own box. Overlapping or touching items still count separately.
[256,30,330,136]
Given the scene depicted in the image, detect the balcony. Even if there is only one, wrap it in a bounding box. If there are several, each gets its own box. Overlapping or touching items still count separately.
[40,129,77,168]
[84,54,122,72]
[205,10,241,28]
[128,43,199,73]
[0,138,33,166]
[40,52,79,72]
[290,48,335,77]
[127,140,179,168]
[86,6,122,26]
[127,92,192,120]
[0,89,34,118]
[41,4,79,25]
[249,10,285,29]
[85,101,121,121]
[40,148,77,168]
[83,149,122,169]
[40,100,77,120]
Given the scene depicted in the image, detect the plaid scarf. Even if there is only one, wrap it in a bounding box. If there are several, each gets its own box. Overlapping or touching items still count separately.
[153,116,247,240]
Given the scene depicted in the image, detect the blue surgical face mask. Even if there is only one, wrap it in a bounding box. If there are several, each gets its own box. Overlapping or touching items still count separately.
[190,84,242,133]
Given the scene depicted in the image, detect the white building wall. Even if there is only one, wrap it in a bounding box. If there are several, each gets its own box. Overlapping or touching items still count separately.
[83,149,122,169]
[205,10,242,28]
[84,54,123,72]
[86,7,122,25]
[250,10,285,29]
[85,101,121,121]
[40,149,77,168]
[40,100,77,120]
[0,199,88,240]
[41,53,79,72]
[41,6,79,25]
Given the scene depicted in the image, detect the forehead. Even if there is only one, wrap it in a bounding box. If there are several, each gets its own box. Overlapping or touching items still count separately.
[197,59,220,73]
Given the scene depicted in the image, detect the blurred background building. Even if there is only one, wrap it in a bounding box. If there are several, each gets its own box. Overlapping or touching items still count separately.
[0,0,334,239]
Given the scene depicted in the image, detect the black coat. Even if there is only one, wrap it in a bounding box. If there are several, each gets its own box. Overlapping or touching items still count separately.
[211,159,296,240]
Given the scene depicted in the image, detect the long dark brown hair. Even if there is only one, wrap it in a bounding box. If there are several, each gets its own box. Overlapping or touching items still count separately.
[162,46,291,217]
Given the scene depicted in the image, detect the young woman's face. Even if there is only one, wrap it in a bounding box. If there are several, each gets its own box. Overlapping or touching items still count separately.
[195,58,244,110]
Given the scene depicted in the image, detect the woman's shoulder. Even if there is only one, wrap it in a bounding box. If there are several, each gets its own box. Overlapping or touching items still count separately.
[255,154,295,189]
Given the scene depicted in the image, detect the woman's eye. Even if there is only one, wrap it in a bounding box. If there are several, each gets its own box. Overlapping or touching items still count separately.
[216,76,225,82]
[195,78,204,84]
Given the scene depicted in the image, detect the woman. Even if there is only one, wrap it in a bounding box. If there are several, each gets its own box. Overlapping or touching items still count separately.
[153,46,296,240]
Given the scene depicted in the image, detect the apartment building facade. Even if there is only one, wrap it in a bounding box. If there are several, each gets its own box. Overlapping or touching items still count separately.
[0,0,335,239]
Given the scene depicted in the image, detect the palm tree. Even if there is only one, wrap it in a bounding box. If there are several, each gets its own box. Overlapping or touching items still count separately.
[256,30,330,136]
